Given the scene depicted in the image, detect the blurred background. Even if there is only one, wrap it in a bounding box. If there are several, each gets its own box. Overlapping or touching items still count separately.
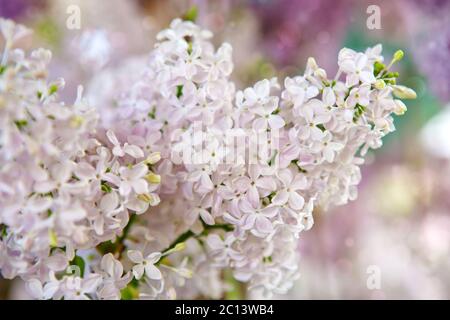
[0,0,449,299]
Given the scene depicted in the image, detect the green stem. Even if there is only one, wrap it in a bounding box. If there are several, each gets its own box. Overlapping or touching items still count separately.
[115,214,137,259]
[96,214,137,259]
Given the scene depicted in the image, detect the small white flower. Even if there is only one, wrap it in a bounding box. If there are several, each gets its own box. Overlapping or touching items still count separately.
[118,163,149,197]
[98,254,131,300]
[128,250,162,281]
[346,84,372,108]
[107,130,144,158]
[272,169,307,210]
[339,51,376,87]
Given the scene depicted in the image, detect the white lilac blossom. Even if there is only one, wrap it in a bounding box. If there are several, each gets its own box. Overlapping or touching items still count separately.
[0,17,416,299]
[0,19,160,299]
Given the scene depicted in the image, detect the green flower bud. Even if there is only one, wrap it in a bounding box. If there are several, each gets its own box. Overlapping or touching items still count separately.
[393,50,404,62]
[183,5,198,22]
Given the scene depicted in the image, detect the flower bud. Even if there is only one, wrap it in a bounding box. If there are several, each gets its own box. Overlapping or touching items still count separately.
[175,268,193,278]
[393,99,407,115]
[375,118,389,131]
[306,57,318,70]
[173,242,186,251]
[314,68,327,80]
[393,50,404,62]
[49,229,58,247]
[145,152,161,165]
[374,79,386,89]
[138,193,161,206]
[145,172,161,184]
[392,85,417,99]
[163,242,186,256]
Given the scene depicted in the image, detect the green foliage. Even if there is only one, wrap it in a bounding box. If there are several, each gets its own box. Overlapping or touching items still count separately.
[316,124,326,132]
[224,269,245,300]
[70,255,86,277]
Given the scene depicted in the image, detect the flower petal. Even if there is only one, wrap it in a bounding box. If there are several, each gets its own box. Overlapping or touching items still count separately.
[199,208,215,225]
[255,216,273,234]
[123,144,144,159]
[145,264,162,280]
[132,264,145,280]
[207,234,223,250]
[288,191,305,210]
[268,114,285,129]
[128,250,144,264]
[272,189,289,205]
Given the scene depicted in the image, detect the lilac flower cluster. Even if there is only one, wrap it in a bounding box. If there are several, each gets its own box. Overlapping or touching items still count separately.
[0,18,415,299]
[0,19,160,299]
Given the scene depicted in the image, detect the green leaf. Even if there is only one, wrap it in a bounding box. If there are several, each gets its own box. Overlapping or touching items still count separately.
[96,240,115,255]
[316,124,326,132]
[224,269,245,300]
[120,278,140,300]
[70,255,86,277]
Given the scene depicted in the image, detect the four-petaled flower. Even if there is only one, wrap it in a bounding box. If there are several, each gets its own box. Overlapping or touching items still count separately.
[128,250,162,281]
